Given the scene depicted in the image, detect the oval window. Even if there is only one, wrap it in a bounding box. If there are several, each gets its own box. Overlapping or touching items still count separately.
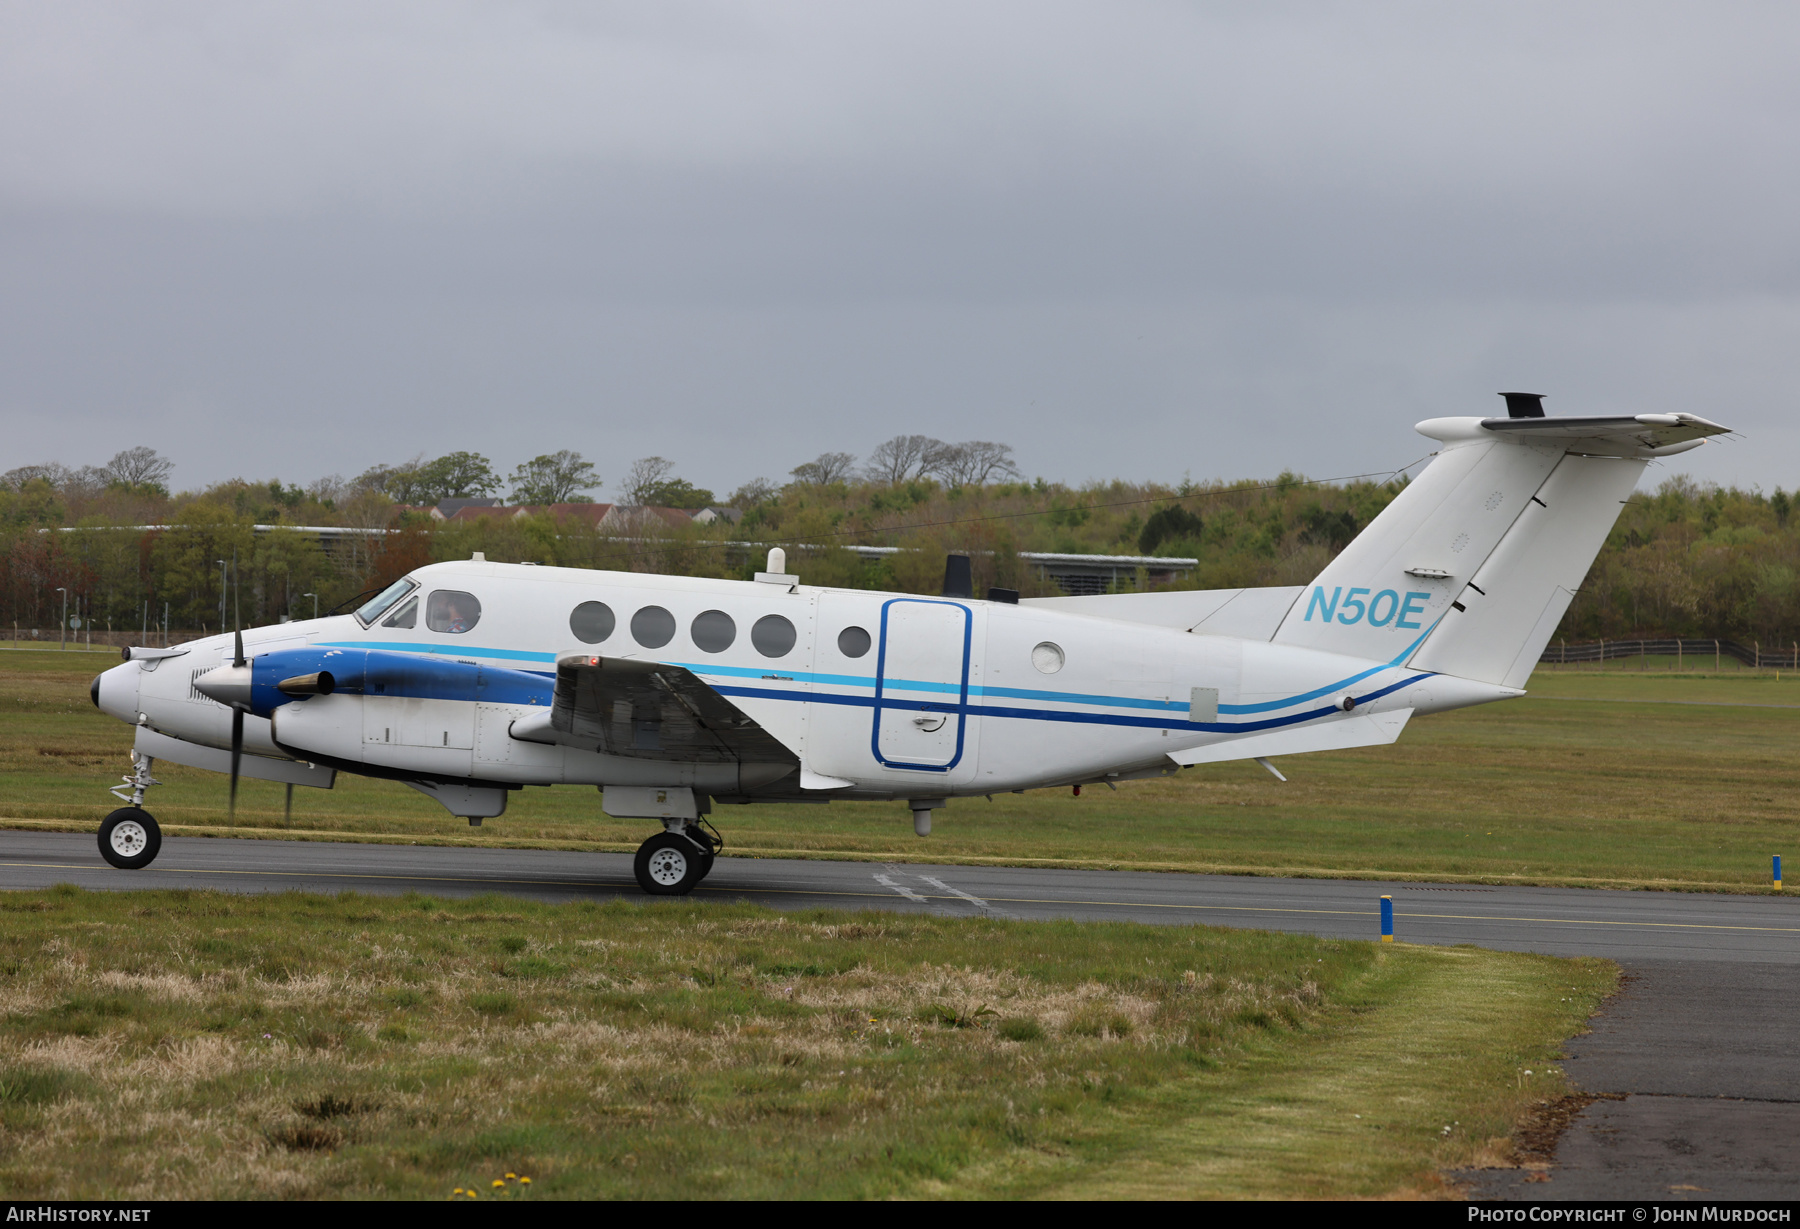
[570,601,615,644]
[1031,641,1065,674]
[631,605,676,649]
[691,609,736,653]
[752,614,797,658]
[836,626,871,658]
[426,590,481,634]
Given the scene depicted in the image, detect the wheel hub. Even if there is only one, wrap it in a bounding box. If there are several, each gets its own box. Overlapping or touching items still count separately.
[646,846,688,886]
[109,821,147,857]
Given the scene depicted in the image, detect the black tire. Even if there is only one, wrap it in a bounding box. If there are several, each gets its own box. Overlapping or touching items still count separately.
[98,807,161,870]
[633,832,704,896]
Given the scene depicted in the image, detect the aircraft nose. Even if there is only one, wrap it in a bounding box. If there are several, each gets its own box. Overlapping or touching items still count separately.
[93,662,142,723]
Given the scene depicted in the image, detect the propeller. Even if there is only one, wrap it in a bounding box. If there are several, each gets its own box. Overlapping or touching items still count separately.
[228,629,245,820]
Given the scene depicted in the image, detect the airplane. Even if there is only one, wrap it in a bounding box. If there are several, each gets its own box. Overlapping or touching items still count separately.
[88,396,1729,895]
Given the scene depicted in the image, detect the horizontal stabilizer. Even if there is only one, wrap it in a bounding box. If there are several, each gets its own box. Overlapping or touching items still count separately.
[1167,709,1411,767]
[1421,412,1731,458]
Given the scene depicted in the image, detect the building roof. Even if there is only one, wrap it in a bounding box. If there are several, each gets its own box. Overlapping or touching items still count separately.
[446,502,619,525]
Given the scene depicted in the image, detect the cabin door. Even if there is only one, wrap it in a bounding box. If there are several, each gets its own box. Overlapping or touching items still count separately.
[872,598,971,771]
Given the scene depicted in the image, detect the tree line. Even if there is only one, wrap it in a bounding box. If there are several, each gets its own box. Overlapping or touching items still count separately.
[4,438,1798,648]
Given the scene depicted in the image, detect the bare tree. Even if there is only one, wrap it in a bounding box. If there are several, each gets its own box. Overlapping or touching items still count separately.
[924,440,1020,487]
[306,474,350,506]
[65,466,112,500]
[103,446,174,489]
[622,456,675,505]
[1,462,73,491]
[789,451,859,486]
[728,477,777,508]
[863,434,943,483]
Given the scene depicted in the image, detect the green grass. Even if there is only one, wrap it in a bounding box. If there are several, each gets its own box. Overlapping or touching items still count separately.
[0,887,1612,1199]
[7,649,1796,892]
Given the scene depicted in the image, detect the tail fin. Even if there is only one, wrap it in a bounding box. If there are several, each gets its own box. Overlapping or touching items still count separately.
[1273,405,1728,685]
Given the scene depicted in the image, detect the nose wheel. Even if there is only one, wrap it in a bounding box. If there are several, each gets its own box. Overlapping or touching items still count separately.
[99,807,162,870]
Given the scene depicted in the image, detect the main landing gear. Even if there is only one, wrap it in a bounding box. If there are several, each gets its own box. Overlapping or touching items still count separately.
[100,752,163,870]
[633,819,722,896]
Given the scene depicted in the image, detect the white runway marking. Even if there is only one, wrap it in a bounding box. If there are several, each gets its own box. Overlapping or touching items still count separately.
[872,871,929,904]
[919,874,1014,919]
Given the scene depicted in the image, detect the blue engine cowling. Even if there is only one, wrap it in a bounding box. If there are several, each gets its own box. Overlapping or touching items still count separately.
[247,647,552,718]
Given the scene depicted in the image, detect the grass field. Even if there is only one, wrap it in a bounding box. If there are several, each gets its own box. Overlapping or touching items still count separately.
[0,886,1613,1199]
[4,648,1793,893]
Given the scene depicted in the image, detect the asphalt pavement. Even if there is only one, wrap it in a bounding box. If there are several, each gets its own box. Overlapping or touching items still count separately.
[3,829,1796,1199]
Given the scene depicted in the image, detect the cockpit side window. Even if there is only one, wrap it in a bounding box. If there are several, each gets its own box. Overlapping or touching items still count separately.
[382,596,418,629]
[426,590,482,634]
[354,578,417,627]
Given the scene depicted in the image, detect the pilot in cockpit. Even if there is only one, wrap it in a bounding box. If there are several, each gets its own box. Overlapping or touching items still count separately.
[426,590,480,635]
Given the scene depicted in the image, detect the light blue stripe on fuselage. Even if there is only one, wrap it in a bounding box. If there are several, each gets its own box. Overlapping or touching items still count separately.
[317,624,1434,722]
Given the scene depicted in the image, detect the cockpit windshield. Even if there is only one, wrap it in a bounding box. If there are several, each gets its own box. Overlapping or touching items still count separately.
[354,578,417,627]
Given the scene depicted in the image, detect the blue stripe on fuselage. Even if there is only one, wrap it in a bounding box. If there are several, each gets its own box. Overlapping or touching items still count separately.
[713,672,1429,735]
[310,628,1436,729]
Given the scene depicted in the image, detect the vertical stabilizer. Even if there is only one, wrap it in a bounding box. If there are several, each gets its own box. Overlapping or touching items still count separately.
[1272,433,1564,662]
[1408,453,1645,687]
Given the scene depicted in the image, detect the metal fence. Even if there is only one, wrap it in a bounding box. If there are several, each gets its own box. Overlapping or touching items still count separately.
[1539,638,1800,669]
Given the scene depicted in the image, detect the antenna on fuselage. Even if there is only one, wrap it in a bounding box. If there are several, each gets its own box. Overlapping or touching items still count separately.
[942,554,974,599]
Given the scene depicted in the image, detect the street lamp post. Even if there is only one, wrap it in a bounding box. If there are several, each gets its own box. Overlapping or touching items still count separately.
[56,588,67,650]
[303,592,318,620]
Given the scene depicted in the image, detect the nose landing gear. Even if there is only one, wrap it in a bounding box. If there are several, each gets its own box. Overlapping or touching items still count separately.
[101,752,163,870]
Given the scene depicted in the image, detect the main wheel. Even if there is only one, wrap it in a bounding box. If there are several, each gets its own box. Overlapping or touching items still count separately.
[98,807,161,870]
[634,832,704,896]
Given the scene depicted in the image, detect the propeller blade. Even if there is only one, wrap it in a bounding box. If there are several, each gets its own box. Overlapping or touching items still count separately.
[229,705,244,820]
[233,628,245,669]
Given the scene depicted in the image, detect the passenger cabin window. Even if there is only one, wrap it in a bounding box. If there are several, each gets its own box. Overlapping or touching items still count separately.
[752,614,797,658]
[631,605,676,649]
[836,626,871,658]
[570,601,615,644]
[382,596,418,629]
[427,590,481,634]
[355,578,416,627]
[691,610,735,653]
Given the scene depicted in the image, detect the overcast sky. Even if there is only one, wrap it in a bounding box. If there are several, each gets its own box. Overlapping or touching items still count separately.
[3,1,1796,500]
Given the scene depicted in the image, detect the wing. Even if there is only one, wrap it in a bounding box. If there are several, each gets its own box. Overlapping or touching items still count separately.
[513,652,799,773]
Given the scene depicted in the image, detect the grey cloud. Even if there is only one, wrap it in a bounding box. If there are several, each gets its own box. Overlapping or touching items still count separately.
[1,1,1797,494]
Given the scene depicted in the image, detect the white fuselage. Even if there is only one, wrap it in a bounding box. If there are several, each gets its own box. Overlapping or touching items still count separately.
[96,559,1503,803]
